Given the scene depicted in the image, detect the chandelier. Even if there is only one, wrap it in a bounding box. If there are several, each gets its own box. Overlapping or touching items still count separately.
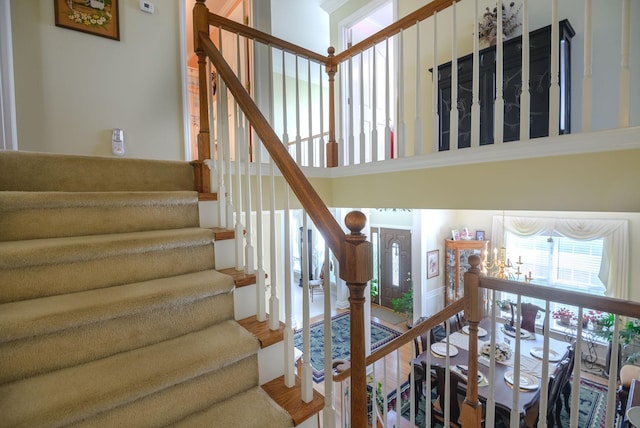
[482,247,532,283]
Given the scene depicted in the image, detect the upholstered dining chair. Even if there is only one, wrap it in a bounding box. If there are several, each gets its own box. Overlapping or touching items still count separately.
[431,365,484,428]
[510,302,545,333]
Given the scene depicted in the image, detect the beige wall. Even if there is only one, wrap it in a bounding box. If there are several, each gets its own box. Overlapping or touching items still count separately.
[10,0,185,160]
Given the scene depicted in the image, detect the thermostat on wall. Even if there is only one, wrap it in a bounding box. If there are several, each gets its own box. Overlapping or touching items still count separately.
[140,0,154,14]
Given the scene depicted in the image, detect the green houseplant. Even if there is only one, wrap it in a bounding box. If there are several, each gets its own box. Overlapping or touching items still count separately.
[391,287,413,326]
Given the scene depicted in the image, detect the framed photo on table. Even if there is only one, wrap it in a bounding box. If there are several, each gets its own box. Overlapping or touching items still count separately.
[476,230,485,240]
[54,0,120,41]
[427,250,439,279]
[452,229,460,241]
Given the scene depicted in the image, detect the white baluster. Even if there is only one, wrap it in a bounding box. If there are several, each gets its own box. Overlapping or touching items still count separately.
[322,242,335,426]
[520,0,530,141]
[537,300,552,424]
[471,0,480,148]
[372,45,379,162]
[268,159,279,330]
[348,53,355,166]
[619,0,631,128]
[582,0,593,132]
[450,1,459,152]
[283,184,294,388]
[295,55,302,166]
[570,308,583,427]
[384,37,392,160]
[414,20,423,156]
[318,64,325,168]
[607,316,622,427]
[281,51,289,158]
[234,35,244,271]
[485,290,497,426]
[511,297,522,428]
[432,12,440,151]
[495,0,504,145]
[359,53,366,163]
[301,213,312,403]
[397,29,406,159]
[307,60,313,167]
[255,135,266,323]
[216,66,227,228]
[244,124,254,276]
[549,0,560,137]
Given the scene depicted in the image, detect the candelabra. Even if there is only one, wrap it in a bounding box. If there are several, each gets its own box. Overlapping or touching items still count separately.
[482,247,532,282]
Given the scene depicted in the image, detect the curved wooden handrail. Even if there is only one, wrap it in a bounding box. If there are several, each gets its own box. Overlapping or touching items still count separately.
[207,12,328,64]
[334,0,455,63]
[198,33,345,258]
[332,299,465,382]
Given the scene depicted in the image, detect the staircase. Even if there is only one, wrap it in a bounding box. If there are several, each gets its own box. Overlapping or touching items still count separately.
[0,151,293,427]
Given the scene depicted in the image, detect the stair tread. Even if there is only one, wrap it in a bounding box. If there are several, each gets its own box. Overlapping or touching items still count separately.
[219,267,258,287]
[0,321,259,427]
[0,270,234,342]
[262,375,324,426]
[238,315,285,349]
[0,228,214,268]
[173,386,293,428]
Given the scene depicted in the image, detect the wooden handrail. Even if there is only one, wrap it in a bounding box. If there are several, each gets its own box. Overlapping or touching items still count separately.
[479,276,640,318]
[332,299,465,382]
[334,0,455,63]
[207,11,328,64]
[198,33,345,259]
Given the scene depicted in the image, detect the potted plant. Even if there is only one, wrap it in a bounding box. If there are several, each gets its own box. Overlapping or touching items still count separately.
[391,286,413,326]
[370,278,379,304]
[552,307,575,325]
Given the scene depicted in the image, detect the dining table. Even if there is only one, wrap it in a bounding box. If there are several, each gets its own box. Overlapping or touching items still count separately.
[412,318,570,426]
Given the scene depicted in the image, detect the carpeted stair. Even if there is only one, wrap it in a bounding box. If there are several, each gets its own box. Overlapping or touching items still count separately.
[0,151,293,427]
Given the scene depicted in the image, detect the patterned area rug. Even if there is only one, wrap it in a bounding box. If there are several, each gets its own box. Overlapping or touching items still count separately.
[293,312,401,383]
[386,377,617,427]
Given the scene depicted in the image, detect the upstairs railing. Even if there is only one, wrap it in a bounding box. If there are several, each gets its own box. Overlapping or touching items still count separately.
[192,1,637,427]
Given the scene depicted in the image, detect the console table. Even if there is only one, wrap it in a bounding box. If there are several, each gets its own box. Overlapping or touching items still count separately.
[434,19,575,150]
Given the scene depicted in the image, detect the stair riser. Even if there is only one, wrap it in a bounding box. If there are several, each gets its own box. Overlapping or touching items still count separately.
[70,357,258,428]
[0,293,234,384]
[0,192,200,241]
[0,245,215,303]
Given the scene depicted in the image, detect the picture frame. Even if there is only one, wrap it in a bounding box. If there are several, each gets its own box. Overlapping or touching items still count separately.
[427,250,439,279]
[451,229,460,241]
[476,230,485,241]
[54,0,120,41]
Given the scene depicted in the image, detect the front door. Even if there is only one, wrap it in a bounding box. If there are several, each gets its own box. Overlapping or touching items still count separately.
[379,227,411,309]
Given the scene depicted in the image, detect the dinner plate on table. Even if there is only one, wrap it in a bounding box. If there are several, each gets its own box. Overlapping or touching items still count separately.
[504,371,539,390]
[431,342,459,357]
[462,325,488,337]
[530,347,562,362]
[502,326,531,339]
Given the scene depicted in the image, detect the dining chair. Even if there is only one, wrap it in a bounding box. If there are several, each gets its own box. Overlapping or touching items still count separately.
[541,354,572,428]
[557,344,576,418]
[510,302,545,333]
[447,315,462,333]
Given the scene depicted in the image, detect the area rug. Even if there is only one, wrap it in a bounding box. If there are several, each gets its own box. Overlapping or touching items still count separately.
[386,377,617,427]
[293,312,402,383]
[371,306,406,325]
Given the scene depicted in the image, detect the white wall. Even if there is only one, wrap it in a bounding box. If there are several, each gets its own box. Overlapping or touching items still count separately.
[270,0,329,55]
[10,0,185,160]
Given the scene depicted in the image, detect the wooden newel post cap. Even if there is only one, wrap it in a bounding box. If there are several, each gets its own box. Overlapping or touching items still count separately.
[345,211,366,237]
[468,254,481,273]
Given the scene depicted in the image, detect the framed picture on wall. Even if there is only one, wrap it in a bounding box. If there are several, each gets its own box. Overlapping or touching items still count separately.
[427,250,439,279]
[54,0,120,41]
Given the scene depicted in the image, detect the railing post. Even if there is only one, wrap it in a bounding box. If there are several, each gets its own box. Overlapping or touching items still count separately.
[193,0,211,193]
[325,47,338,168]
[460,254,483,427]
[341,211,372,428]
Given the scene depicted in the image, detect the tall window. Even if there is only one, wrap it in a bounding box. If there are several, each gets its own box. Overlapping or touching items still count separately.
[492,215,629,300]
[505,233,606,296]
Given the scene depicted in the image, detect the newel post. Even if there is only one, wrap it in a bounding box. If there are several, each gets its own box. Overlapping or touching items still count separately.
[341,211,372,428]
[192,0,211,193]
[460,254,483,427]
[325,47,339,168]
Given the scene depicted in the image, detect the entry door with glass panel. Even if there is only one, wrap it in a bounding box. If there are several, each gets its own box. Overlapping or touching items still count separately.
[379,227,411,309]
